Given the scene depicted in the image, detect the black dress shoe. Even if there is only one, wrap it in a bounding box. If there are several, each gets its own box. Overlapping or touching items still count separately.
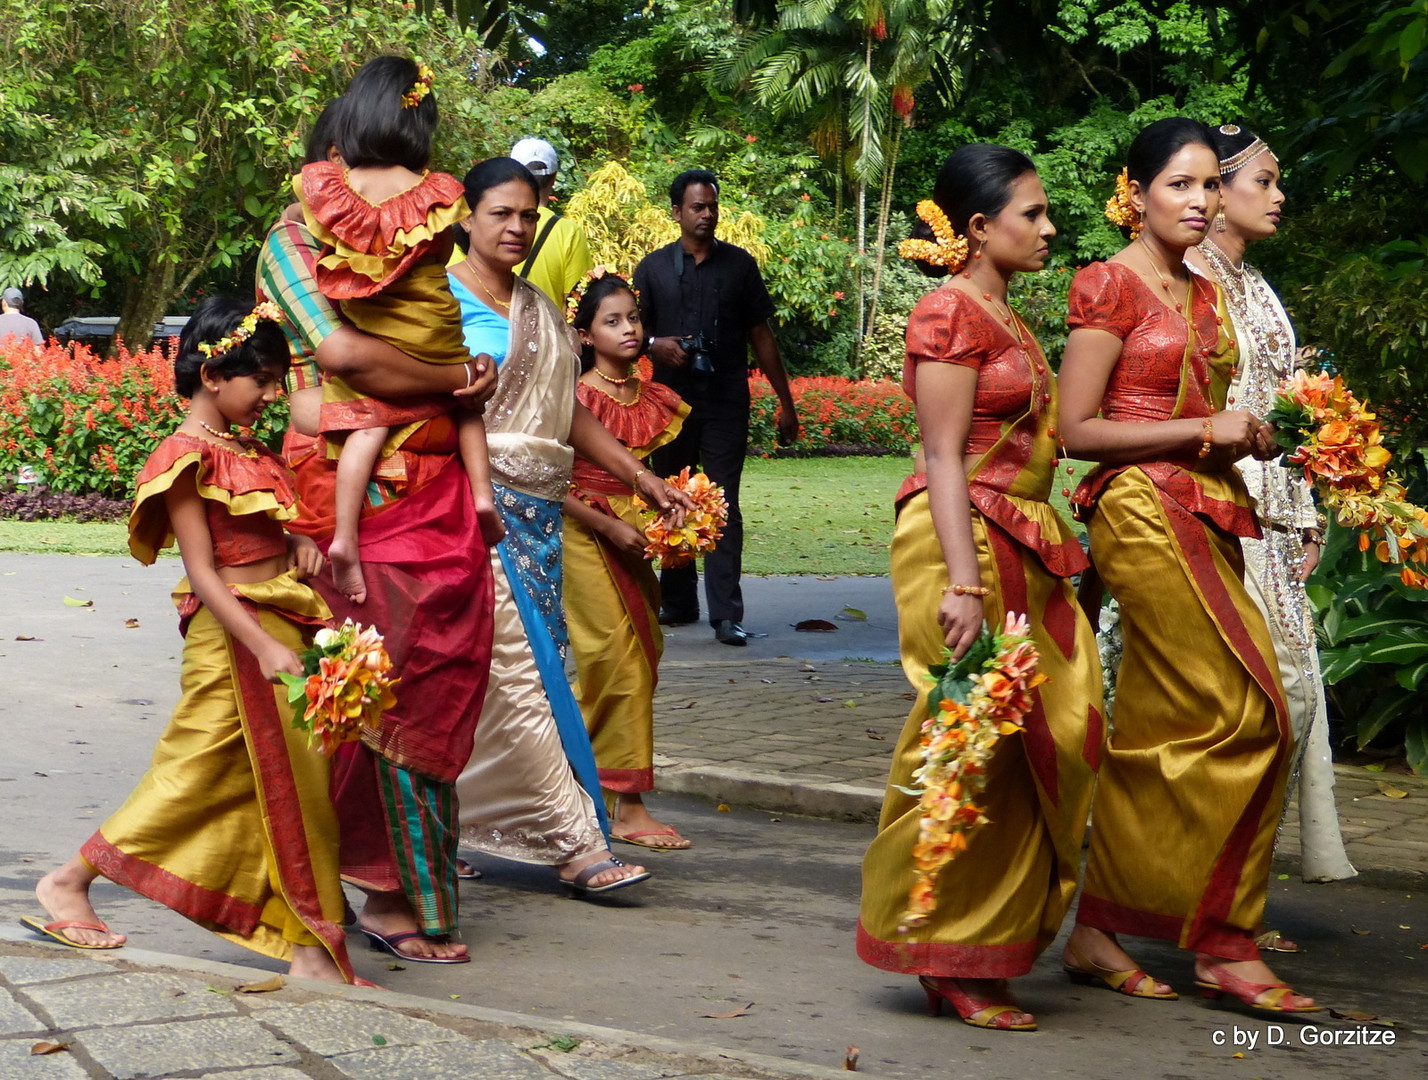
[714,620,748,646]
[659,607,700,627]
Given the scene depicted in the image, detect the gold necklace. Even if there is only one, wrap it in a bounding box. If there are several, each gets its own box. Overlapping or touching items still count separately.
[979,289,1025,346]
[1138,236,1190,313]
[197,418,235,441]
[464,253,512,311]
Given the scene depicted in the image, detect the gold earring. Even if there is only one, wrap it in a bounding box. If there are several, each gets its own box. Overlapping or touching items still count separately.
[1214,211,1227,232]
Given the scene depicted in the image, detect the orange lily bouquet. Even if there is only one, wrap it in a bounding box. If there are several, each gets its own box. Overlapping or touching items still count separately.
[898,613,1046,934]
[634,466,728,568]
[1266,371,1428,588]
[279,620,399,755]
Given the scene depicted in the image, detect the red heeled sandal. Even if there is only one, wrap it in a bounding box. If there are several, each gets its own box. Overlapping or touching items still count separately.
[919,976,1037,1032]
[1194,958,1321,1014]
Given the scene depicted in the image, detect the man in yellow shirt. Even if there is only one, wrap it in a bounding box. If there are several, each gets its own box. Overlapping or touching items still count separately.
[509,137,594,305]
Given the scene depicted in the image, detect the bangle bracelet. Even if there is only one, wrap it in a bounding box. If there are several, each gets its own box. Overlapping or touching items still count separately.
[462,361,474,389]
[631,468,647,489]
[1197,416,1214,459]
[1302,529,1323,545]
[943,583,990,597]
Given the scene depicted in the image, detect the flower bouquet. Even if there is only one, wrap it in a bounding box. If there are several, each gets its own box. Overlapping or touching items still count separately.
[634,466,728,568]
[279,620,399,755]
[1266,370,1428,588]
[898,613,1047,934]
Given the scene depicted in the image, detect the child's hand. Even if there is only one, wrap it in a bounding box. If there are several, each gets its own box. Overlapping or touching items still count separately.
[287,534,324,580]
[603,519,649,560]
[257,639,304,684]
[474,501,506,548]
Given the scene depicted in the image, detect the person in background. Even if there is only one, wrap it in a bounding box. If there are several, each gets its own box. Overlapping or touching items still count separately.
[509,136,594,306]
[633,169,799,646]
[0,287,43,346]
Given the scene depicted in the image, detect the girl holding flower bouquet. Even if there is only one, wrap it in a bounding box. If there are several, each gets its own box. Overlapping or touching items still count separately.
[1185,125,1355,903]
[1058,118,1317,1013]
[25,296,356,984]
[561,272,693,849]
[856,145,1102,1031]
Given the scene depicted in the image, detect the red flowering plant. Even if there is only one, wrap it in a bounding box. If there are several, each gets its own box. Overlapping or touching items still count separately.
[747,373,917,457]
[0,337,288,500]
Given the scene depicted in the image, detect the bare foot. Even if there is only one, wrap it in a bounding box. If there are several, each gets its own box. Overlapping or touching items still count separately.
[34,857,126,948]
[288,944,347,983]
[1195,955,1316,1010]
[358,890,467,961]
[559,850,647,889]
[1063,925,1174,997]
[327,537,367,604]
[924,976,1035,1029]
[611,794,691,850]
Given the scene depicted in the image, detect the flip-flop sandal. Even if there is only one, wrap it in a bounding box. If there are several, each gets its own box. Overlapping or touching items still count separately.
[455,860,483,880]
[563,856,652,896]
[613,829,692,851]
[20,915,123,950]
[360,928,470,965]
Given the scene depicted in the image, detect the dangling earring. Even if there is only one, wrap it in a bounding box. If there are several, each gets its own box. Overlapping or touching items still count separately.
[1215,211,1227,233]
[973,248,982,259]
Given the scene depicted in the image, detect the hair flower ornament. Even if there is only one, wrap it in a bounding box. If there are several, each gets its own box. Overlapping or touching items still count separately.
[898,200,969,272]
[401,63,434,109]
[1104,167,1143,239]
[564,264,638,323]
[196,301,284,359]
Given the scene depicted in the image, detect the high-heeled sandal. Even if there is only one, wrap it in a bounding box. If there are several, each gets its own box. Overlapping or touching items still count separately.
[1062,941,1178,999]
[918,976,1037,1032]
[1194,958,1321,1014]
[1254,929,1299,953]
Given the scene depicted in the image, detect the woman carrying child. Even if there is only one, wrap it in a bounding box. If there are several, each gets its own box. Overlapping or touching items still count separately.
[562,272,693,850]
[25,297,356,984]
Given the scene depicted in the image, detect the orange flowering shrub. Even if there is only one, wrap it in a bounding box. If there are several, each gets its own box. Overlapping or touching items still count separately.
[747,373,917,456]
[0,338,286,500]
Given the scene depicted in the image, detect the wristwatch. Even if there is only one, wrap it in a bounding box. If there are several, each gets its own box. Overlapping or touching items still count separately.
[646,335,656,351]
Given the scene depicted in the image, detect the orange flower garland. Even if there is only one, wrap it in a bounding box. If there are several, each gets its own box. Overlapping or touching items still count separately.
[1267,370,1428,588]
[899,613,1047,934]
[1104,167,1143,239]
[897,199,969,272]
[280,619,400,755]
[633,466,728,568]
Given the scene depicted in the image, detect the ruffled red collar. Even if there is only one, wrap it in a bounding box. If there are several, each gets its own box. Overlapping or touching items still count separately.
[297,161,465,252]
[576,379,686,452]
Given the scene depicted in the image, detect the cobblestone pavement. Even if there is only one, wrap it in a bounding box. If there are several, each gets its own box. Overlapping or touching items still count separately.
[0,937,866,1080]
[653,655,1428,882]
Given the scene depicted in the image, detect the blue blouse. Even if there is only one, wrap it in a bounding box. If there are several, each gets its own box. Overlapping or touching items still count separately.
[449,274,510,365]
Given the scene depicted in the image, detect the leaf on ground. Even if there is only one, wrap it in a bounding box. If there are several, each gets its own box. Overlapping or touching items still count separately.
[236,975,284,993]
[815,695,834,703]
[1351,927,1372,935]
[1363,762,1386,772]
[15,635,39,641]
[62,596,93,607]
[760,678,775,684]
[1329,1008,1389,1024]
[205,986,233,995]
[670,701,697,710]
[124,618,140,628]
[838,606,868,621]
[844,1046,860,1071]
[842,700,859,708]
[543,1035,581,1053]
[700,1002,754,1019]
[30,1042,69,1056]
[1231,1051,1244,1059]
[449,993,460,999]
[716,803,731,812]
[866,729,885,741]
[900,692,917,700]
[794,619,838,632]
[386,962,405,971]
[1376,781,1409,799]
[372,1034,388,1046]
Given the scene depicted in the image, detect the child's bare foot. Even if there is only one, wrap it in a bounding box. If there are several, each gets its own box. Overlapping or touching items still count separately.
[474,500,505,547]
[328,537,367,604]
[289,944,348,984]
[32,857,126,948]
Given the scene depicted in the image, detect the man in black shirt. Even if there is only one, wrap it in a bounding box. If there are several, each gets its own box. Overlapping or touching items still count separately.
[634,170,798,646]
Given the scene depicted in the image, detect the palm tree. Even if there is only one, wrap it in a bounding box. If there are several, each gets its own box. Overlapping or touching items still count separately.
[722,1,965,371]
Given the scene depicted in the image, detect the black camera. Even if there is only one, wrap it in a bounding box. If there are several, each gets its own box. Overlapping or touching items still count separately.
[679,333,717,377]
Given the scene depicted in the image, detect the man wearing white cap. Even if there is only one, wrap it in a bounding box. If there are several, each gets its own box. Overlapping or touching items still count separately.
[0,287,42,346]
[509,137,593,305]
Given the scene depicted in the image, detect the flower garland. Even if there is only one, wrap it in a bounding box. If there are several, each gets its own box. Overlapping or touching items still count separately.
[1266,370,1428,588]
[897,200,969,272]
[1104,167,1143,239]
[633,466,728,568]
[899,613,1046,934]
[279,619,400,755]
[196,302,284,360]
[401,63,434,109]
[564,263,638,324]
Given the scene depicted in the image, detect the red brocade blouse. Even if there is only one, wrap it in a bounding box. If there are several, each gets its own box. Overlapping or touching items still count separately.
[900,287,1087,578]
[1067,261,1259,538]
[128,432,296,568]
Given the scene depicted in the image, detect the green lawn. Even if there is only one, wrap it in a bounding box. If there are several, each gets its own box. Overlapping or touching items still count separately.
[0,456,1089,575]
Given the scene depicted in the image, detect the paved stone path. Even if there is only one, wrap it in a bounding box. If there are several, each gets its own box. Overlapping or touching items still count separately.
[0,937,861,1080]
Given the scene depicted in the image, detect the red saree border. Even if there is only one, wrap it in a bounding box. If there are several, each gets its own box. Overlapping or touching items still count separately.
[230,611,355,982]
[1074,893,1185,943]
[598,766,655,793]
[80,833,263,934]
[855,918,1038,979]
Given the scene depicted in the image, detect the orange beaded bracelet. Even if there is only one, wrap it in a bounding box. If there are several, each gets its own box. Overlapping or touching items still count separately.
[1197,417,1214,459]
[943,583,991,597]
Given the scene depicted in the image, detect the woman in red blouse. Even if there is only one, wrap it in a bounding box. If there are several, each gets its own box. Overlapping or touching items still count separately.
[1057,118,1317,1014]
[856,145,1101,1031]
